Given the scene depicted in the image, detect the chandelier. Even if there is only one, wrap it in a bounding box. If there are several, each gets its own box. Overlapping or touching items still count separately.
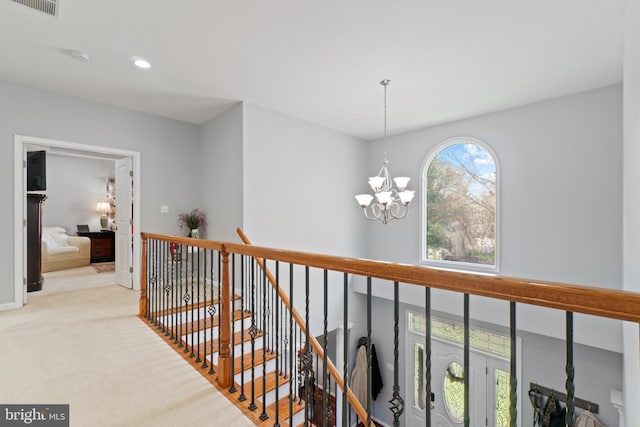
[355,79,415,224]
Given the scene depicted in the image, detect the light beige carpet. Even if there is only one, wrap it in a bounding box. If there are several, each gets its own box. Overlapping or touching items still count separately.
[0,285,253,427]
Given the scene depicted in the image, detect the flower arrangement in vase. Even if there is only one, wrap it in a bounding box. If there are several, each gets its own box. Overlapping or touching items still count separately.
[178,208,207,238]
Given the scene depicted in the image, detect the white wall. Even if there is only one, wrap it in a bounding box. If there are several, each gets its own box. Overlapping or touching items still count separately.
[0,80,200,305]
[242,103,368,333]
[197,103,244,242]
[623,0,640,423]
[42,155,114,233]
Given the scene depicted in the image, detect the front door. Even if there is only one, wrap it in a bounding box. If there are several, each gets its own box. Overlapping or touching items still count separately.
[431,340,486,426]
[407,338,510,427]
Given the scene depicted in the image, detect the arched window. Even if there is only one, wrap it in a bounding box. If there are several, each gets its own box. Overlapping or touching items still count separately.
[421,137,499,271]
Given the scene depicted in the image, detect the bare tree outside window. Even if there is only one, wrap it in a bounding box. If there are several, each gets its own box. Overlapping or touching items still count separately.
[424,141,497,268]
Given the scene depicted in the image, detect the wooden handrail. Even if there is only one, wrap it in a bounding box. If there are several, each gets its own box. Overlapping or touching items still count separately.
[236,228,370,425]
[221,240,640,324]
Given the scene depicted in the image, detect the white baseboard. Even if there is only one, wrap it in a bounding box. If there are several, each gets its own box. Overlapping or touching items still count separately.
[0,301,21,312]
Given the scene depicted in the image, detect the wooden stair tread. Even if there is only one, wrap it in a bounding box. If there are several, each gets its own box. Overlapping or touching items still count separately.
[241,370,289,399]
[234,348,277,374]
[155,294,240,316]
[267,394,305,418]
[169,309,251,334]
[194,328,263,355]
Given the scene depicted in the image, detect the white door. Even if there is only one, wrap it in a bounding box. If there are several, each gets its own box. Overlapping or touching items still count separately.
[431,340,486,427]
[408,339,489,427]
[115,157,133,288]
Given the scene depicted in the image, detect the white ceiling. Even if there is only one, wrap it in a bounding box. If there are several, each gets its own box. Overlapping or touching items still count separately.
[0,0,624,140]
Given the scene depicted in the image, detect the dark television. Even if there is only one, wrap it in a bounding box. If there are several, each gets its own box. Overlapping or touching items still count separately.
[27,150,47,192]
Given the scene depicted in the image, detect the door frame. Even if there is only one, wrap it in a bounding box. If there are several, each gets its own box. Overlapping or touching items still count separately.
[404,309,523,427]
[13,135,141,308]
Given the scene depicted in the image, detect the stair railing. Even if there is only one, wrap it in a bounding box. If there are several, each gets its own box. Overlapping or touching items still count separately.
[139,231,640,427]
[236,228,370,425]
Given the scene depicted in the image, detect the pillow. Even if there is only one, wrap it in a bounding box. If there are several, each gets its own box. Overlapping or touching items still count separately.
[42,230,69,248]
[43,226,66,234]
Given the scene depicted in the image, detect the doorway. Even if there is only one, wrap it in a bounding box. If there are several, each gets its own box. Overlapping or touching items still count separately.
[406,311,521,427]
[14,135,141,307]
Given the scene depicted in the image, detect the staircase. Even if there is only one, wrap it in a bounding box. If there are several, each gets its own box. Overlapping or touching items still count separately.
[152,294,313,427]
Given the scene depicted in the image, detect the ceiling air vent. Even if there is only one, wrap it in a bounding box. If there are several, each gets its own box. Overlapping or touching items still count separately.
[11,0,58,17]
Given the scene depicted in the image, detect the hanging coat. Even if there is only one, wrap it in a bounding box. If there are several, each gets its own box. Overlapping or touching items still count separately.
[350,345,368,407]
[575,410,606,427]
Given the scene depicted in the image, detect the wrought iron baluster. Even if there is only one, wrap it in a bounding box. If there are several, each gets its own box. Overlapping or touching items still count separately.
[367,276,372,427]
[248,258,258,411]
[183,245,190,354]
[172,244,178,344]
[464,293,470,427]
[195,247,202,363]
[229,254,237,392]
[566,312,575,426]
[389,281,405,427]
[259,261,269,421]
[289,263,294,427]
[238,255,247,401]
[218,252,222,360]
[304,266,312,427]
[178,245,184,348]
[510,302,517,427]
[343,272,349,427]
[208,250,216,375]
[274,260,281,427]
[189,246,196,359]
[201,249,209,370]
[425,287,431,427]
[150,239,156,325]
[323,269,329,427]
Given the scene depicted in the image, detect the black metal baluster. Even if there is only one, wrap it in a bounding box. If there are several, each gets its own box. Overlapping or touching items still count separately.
[168,242,174,340]
[178,245,184,348]
[189,246,196,359]
[218,252,222,360]
[248,258,258,411]
[343,272,349,427]
[151,239,159,326]
[425,287,431,427]
[172,244,179,344]
[163,242,169,335]
[323,270,329,427]
[367,276,372,427]
[289,263,294,427]
[274,261,281,426]
[183,245,190,354]
[259,261,269,421]
[229,254,237,392]
[304,266,311,427]
[195,247,202,363]
[149,240,155,324]
[463,293,470,427]
[201,249,209,370]
[389,281,405,427]
[239,255,247,400]
[509,302,517,427]
[566,312,575,427]
[208,250,216,375]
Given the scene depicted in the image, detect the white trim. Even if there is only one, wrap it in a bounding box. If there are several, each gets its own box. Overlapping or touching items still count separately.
[0,301,22,312]
[419,136,501,273]
[13,135,142,309]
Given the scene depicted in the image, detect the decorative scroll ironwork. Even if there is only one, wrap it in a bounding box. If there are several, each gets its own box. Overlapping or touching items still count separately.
[390,281,405,427]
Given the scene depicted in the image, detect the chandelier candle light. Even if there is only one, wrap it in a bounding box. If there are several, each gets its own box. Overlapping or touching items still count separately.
[355,79,415,224]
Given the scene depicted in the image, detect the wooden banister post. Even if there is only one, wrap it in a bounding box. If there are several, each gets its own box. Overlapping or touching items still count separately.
[138,235,148,317]
[217,249,233,388]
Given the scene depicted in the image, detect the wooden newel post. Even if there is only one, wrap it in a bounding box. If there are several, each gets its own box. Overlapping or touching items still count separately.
[139,235,148,317]
[218,249,233,388]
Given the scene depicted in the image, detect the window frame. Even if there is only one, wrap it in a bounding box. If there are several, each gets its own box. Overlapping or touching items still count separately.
[420,136,500,273]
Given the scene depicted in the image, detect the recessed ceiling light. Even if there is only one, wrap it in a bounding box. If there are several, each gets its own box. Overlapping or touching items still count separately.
[69,50,90,62]
[133,58,151,69]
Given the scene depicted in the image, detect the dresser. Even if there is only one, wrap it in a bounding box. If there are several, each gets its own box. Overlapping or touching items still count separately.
[77,231,115,263]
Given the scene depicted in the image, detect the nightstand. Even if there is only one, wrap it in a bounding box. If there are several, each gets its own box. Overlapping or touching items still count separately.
[77,231,115,263]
